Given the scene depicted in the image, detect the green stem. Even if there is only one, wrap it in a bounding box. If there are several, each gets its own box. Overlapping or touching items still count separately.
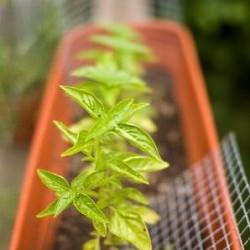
[95,140,103,170]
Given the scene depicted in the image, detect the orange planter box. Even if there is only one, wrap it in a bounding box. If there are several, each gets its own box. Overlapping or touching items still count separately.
[9,21,240,250]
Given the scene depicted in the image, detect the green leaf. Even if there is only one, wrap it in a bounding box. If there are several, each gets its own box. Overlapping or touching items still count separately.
[110,160,148,184]
[117,123,161,160]
[93,220,107,237]
[53,120,77,144]
[73,193,107,224]
[61,130,91,157]
[102,23,140,40]
[131,102,149,114]
[36,199,58,218]
[70,117,94,132]
[124,155,168,172]
[72,65,145,90]
[37,169,70,195]
[109,210,152,250]
[71,169,91,189]
[83,171,106,189]
[85,99,134,141]
[91,35,151,56]
[122,102,149,122]
[108,98,134,125]
[116,188,149,205]
[36,191,73,219]
[83,238,100,250]
[54,192,74,216]
[60,86,105,118]
[78,49,104,61]
[135,206,160,225]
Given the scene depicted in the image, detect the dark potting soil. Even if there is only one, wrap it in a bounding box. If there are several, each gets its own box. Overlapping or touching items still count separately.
[53,68,187,250]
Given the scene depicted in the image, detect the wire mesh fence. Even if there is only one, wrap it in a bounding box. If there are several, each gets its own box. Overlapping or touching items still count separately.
[147,133,249,250]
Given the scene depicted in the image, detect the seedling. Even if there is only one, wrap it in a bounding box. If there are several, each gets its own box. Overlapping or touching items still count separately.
[37,24,168,250]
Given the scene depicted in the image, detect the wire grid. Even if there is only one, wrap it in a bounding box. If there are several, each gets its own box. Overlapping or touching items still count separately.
[147,133,250,250]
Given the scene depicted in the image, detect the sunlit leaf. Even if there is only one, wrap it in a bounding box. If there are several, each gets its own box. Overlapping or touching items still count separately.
[109,160,148,184]
[102,23,140,40]
[72,65,145,90]
[117,123,161,160]
[109,210,152,250]
[54,192,74,216]
[85,99,134,141]
[36,199,58,218]
[91,35,151,56]
[116,188,149,205]
[135,206,160,225]
[53,120,77,144]
[93,220,107,237]
[37,169,70,194]
[83,171,106,189]
[61,130,91,157]
[124,155,168,172]
[60,86,105,118]
[83,238,100,250]
[73,193,107,224]
[71,169,91,189]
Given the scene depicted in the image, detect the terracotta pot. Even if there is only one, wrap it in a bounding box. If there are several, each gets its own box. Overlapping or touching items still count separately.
[9,21,241,250]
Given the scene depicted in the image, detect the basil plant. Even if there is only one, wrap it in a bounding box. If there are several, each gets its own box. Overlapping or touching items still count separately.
[37,24,168,250]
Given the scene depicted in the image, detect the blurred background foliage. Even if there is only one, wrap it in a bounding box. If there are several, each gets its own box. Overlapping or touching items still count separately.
[184,0,250,178]
[0,0,60,144]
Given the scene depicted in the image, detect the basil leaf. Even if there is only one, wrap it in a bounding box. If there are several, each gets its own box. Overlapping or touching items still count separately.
[71,169,91,189]
[61,130,91,157]
[83,239,100,250]
[91,35,151,56]
[60,86,105,118]
[54,192,74,216]
[83,171,106,189]
[135,206,160,225]
[53,120,77,144]
[117,123,161,160]
[109,210,152,250]
[117,188,149,205]
[124,155,168,172]
[110,160,148,184]
[108,98,134,125]
[73,194,107,224]
[103,23,140,40]
[37,169,70,195]
[85,99,134,141]
[36,199,58,218]
[72,65,145,89]
[93,220,107,237]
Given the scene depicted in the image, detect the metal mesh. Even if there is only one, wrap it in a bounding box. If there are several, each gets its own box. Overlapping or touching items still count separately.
[148,133,250,250]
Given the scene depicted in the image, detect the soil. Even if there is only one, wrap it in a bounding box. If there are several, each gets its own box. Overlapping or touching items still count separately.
[53,68,187,250]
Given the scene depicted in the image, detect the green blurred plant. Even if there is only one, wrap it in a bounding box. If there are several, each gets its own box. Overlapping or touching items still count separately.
[79,23,155,75]
[0,1,60,144]
[37,24,168,250]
